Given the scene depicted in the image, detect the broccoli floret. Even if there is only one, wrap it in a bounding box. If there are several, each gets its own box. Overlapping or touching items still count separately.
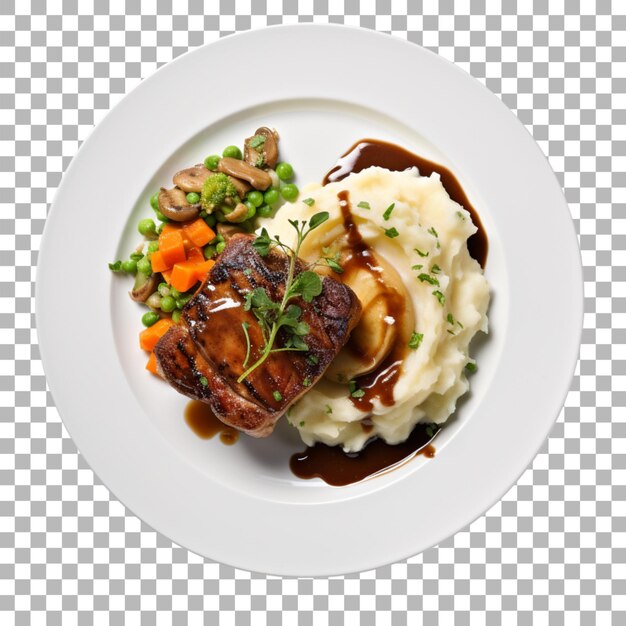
[201,173,239,212]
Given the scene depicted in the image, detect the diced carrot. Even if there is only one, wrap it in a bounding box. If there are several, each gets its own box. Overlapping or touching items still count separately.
[158,229,186,267]
[170,261,200,293]
[150,250,169,273]
[194,259,215,282]
[161,268,172,284]
[146,351,160,376]
[184,218,215,247]
[139,318,174,352]
[160,222,182,235]
[186,246,205,265]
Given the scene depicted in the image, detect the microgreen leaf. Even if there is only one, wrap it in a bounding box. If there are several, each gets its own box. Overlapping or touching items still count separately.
[357,201,371,210]
[303,198,315,207]
[383,226,399,238]
[290,271,322,303]
[252,228,272,256]
[325,258,344,274]
[308,211,329,230]
[108,260,122,272]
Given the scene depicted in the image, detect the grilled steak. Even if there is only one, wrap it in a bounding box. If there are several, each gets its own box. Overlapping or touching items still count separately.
[154,234,362,437]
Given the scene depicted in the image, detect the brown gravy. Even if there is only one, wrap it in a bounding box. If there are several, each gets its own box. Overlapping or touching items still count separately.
[185,400,239,445]
[324,138,488,267]
[337,190,411,411]
[290,424,437,486]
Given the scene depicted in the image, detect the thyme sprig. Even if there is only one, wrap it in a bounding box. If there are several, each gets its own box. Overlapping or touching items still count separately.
[237,212,329,383]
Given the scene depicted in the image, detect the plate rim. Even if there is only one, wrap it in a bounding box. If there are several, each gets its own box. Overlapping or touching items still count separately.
[36,24,583,576]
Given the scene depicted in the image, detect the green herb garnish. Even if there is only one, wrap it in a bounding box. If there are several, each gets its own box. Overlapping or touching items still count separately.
[428,227,438,238]
[383,202,395,221]
[411,264,423,270]
[357,201,371,210]
[325,404,333,414]
[431,264,441,274]
[108,260,122,272]
[433,290,445,306]
[465,362,477,373]
[383,226,399,239]
[414,248,429,257]
[299,421,305,427]
[273,390,283,402]
[237,212,329,383]
[325,258,344,274]
[418,273,440,286]
[307,354,319,365]
[199,376,209,387]
[408,332,423,350]
[303,198,315,207]
[349,379,365,398]
[303,378,311,387]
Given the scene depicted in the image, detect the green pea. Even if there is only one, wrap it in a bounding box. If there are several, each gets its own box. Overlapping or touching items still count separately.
[246,190,264,207]
[157,282,170,297]
[150,192,160,211]
[121,259,137,274]
[209,233,224,245]
[142,311,159,327]
[177,294,192,309]
[146,293,162,309]
[281,183,299,202]
[204,155,221,170]
[156,223,165,235]
[147,241,159,253]
[204,213,217,228]
[263,188,280,206]
[169,287,181,299]
[245,203,257,220]
[186,192,200,204]
[172,310,182,323]
[216,241,226,254]
[222,145,242,160]
[257,204,272,218]
[160,295,176,313]
[137,257,152,276]
[276,162,294,181]
[203,245,216,259]
[153,208,169,222]
[138,218,156,237]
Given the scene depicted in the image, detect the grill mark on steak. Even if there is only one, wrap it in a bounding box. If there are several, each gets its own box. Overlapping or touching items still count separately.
[154,233,362,437]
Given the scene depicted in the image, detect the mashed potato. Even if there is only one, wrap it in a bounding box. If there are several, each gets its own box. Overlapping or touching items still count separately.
[266,167,489,452]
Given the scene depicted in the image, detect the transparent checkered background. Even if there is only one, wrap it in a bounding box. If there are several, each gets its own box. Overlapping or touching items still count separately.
[0,1,623,623]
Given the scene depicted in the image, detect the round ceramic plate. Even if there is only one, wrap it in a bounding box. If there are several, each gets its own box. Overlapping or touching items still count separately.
[37,25,582,576]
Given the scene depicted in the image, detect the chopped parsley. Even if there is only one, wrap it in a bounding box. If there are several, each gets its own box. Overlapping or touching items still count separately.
[383,226,399,239]
[411,264,423,270]
[325,404,333,414]
[199,376,209,387]
[456,211,465,220]
[465,362,477,373]
[382,202,395,221]
[243,268,252,276]
[428,226,438,238]
[326,259,344,275]
[433,290,445,306]
[357,201,371,210]
[431,264,441,274]
[447,313,463,328]
[414,248,429,257]
[299,421,305,427]
[272,390,283,402]
[349,380,365,398]
[425,424,439,438]
[307,354,319,365]
[303,197,315,206]
[418,273,440,286]
[303,377,311,387]
[408,332,424,350]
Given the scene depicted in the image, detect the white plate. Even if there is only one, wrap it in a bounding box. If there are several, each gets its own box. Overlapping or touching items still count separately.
[37,25,582,576]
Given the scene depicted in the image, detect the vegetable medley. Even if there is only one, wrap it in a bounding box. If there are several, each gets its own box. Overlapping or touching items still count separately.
[109,127,300,375]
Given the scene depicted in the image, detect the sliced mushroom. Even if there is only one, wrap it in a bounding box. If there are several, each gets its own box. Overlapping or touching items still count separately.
[224,202,249,223]
[244,127,279,169]
[172,165,213,193]
[130,271,159,303]
[218,157,272,190]
[158,187,200,222]
[217,223,244,241]
[227,175,251,199]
